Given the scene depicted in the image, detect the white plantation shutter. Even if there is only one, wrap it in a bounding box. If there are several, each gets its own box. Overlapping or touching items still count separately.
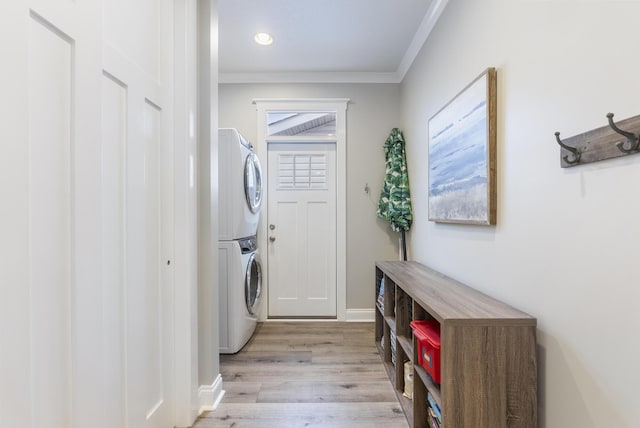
[278,154,294,188]
[278,153,326,189]
[309,155,327,188]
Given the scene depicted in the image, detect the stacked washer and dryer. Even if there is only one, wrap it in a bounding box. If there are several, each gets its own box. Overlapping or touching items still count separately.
[218,128,264,354]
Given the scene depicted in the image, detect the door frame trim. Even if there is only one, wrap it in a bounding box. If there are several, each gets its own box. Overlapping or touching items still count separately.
[253,98,349,321]
[173,0,201,425]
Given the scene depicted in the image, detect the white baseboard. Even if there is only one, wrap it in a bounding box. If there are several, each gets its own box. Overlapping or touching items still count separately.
[198,374,224,415]
[345,308,375,322]
[263,309,375,322]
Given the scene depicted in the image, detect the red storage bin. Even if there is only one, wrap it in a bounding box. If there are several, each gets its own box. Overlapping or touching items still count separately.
[410,320,441,384]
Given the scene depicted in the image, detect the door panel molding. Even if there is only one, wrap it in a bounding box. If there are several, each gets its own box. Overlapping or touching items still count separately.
[101,70,128,428]
[28,11,73,427]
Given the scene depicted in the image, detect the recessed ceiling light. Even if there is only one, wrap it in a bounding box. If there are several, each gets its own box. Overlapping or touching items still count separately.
[254,32,273,46]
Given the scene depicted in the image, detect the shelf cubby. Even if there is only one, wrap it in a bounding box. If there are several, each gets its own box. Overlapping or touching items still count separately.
[375,261,537,428]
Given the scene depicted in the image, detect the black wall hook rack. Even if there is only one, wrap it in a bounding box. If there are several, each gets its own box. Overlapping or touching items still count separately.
[555,112,640,168]
[554,132,581,165]
[606,113,640,153]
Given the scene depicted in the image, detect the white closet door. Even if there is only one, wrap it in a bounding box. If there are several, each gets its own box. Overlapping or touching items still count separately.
[0,1,176,428]
[102,0,175,427]
[0,1,103,427]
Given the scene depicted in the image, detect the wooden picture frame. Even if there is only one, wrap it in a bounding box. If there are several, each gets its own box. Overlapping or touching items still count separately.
[428,67,497,225]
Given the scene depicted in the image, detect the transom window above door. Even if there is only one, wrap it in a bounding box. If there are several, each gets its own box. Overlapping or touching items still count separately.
[267,112,336,137]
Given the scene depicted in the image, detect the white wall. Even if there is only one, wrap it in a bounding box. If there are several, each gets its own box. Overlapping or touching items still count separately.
[401,1,640,426]
[218,83,401,309]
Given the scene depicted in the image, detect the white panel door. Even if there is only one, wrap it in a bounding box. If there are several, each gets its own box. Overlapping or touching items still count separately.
[0,1,103,427]
[102,1,174,427]
[267,144,337,317]
[1,1,179,427]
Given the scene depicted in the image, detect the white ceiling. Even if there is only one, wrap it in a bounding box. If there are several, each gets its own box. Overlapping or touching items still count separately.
[218,0,449,84]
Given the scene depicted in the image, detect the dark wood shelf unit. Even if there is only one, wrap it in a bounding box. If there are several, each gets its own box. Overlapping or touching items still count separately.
[397,335,413,358]
[414,364,441,408]
[375,261,537,428]
[384,315,396,332]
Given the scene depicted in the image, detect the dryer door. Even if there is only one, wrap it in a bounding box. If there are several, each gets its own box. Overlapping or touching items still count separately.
[244,152,263,213]
[244,252,262,315]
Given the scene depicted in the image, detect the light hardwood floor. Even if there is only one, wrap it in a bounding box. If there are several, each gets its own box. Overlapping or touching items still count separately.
[193,322,408,428]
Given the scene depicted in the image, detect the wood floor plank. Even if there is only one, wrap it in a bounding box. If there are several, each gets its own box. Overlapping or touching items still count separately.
[241,340,375,353]
[221,362,390,382]
[220,382,262,403]
[196,402,408,428]
[311,350,382,364]
[220,351,312,364]
[192,322,408,427]
[256,380,398,403]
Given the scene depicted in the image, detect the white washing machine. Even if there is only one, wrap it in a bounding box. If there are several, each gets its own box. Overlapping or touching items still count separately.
[218,236,262,354]
[218,128,263,241]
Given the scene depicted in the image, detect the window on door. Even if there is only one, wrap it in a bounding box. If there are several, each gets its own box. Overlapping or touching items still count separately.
[276,153,328,190]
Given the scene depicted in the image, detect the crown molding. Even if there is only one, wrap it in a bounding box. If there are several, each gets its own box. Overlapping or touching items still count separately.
[219,71,402,84]
[396,0,449,81]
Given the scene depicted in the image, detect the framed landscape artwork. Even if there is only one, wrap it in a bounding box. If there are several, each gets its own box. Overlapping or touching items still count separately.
[428,67,497,225]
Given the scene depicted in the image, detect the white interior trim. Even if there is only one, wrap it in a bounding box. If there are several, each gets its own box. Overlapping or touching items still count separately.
[220,71,401,84]
[253,98,349,322]
[198,374,224,415]
[173,0,200,426]
[346,309,375,322]
[262,309,375,322]
[396,0,450,81]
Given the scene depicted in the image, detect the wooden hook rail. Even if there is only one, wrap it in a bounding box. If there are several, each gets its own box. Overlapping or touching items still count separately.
[555,113,640,168]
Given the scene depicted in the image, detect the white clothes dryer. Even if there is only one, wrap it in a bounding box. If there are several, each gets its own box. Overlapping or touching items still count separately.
[218,128,263,241]
[218,236,262,354]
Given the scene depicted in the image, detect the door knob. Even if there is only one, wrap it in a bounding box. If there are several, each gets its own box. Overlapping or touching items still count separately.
[269,236,276,242]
